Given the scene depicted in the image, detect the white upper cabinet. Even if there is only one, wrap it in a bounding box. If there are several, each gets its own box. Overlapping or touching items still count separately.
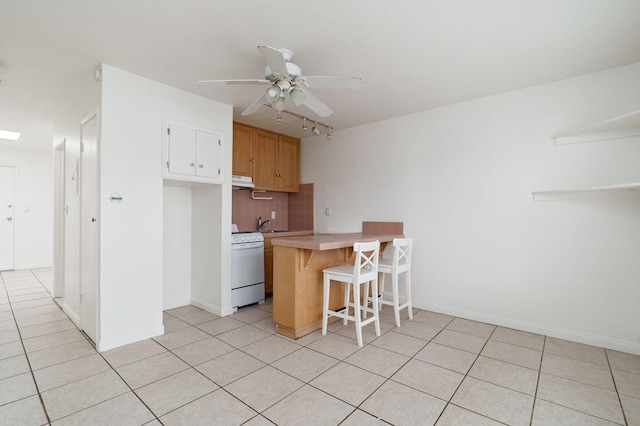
[162,120,223,184]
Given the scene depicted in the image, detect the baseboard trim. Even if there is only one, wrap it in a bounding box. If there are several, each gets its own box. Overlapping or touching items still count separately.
[414,301,640,356]
[97,325,164,352]
[163,299,192,311]
[62,303,80,327]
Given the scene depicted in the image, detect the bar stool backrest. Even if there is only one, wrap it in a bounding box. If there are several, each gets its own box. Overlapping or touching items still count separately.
[353,240,380,283]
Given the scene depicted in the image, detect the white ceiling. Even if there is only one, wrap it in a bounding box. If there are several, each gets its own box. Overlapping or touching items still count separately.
[1,0,640,151]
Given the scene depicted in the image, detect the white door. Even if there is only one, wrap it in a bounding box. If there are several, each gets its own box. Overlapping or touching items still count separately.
[0,165,16,271]
[80,112,99,344]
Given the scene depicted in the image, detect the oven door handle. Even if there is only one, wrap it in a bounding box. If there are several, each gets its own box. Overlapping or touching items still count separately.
[232,242,264,250]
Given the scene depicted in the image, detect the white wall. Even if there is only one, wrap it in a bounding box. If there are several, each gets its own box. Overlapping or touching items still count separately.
[163,185,192,309]
[98,64,232,351]
[0,146,53,270]
[54,74,101,327]
[302,62,640,354]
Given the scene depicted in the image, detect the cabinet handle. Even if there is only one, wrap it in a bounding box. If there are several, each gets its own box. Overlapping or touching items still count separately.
[198,164,204,168]
[190,163,195,167]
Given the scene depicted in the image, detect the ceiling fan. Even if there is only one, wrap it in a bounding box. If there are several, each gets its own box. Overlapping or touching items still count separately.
[197,46,364,118]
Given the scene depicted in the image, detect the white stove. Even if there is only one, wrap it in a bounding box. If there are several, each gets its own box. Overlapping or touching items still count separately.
[231,228,265,310]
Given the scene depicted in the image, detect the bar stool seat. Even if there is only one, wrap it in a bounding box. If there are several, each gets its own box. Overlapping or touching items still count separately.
[321,240,381,347]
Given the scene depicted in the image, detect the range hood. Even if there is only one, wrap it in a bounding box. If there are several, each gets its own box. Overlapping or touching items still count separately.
[232,175,254,189]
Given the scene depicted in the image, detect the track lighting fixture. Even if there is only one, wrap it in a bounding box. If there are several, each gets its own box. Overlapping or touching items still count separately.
[266,104,333,137]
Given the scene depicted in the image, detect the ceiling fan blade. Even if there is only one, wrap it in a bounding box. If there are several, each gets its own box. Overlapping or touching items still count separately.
[298,76,364,91]
[241,94,268,116]
[257,46,289,77]
[196,79,271,86]
[299,91,334,117]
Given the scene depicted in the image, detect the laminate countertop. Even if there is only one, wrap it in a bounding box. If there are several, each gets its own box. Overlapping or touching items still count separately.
[269,232,403,251]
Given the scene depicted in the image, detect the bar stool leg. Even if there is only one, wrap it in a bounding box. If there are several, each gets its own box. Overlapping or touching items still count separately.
[392,271,401,327]
[353,281,363,347]
[371,277,381,337]
[343,281,351,325]
[322,275,330,335]
[406,269,413,320]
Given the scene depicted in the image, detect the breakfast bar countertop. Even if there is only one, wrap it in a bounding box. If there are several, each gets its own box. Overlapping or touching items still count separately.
[270,232,403,251]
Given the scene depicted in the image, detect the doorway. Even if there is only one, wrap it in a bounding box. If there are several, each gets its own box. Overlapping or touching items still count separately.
[0,165,16,271]
[54,141,65,297]
[80,111,99,344]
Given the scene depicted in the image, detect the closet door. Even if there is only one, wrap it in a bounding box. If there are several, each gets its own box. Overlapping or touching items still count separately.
[0,165,15,271]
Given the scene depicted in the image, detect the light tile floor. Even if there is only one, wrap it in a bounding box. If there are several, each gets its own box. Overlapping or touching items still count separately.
[1,268,640,425]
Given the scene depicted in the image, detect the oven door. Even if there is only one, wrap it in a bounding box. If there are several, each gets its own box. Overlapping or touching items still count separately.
[231,241,265,289]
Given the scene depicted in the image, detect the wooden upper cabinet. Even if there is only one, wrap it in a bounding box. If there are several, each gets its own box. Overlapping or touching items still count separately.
[242,123,300,192]
[232,123,254,177]
[253,129,280,191]
[277,135,300,193]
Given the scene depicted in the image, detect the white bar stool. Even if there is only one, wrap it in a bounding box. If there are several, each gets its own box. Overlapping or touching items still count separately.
[321,240,381,347]
[365,237,413,327]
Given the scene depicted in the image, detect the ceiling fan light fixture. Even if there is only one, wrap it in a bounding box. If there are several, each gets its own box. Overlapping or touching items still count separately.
[272,97,285,111]
[289,87,306,106]
[265,85,281,102]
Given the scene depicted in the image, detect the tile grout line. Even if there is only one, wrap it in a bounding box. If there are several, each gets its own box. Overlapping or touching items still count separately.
[605,348,629,426]
[529,334,546,425]
[1,271,53,425]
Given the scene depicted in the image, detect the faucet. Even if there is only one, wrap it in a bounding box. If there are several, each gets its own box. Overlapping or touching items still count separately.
[258,216,271,232]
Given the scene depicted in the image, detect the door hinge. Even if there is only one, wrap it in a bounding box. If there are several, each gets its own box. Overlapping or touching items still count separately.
[80,293,83,302]
[218,139,221,146]
[218,168,221,175]
[167,127,170,135]
[166,161,170,170]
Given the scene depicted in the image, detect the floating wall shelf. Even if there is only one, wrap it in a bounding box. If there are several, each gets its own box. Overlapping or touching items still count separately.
[553,109,640,145]
[532,182,640,201]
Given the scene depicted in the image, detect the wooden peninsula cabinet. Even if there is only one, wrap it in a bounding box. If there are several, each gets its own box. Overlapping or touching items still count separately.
[232,123,300,193]
[271,232,403,339]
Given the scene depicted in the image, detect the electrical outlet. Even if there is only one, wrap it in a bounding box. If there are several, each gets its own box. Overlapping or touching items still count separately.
[271,211,276,219]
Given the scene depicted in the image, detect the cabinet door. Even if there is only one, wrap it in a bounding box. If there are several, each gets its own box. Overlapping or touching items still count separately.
[168,124,196,176]
[195,130,221,179]
[253,129,279,191]
[264,246,273,294]
[277,135,300,192]
[232,123,254,177]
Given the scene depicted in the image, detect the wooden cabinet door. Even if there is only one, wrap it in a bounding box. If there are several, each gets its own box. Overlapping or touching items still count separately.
[232,123,254,177]
[277,135,300,193]
[253,129,279,191]
[264,246,273,294]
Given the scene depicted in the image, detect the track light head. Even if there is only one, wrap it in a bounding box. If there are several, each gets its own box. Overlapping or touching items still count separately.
[302,117,307,131]
[312,122,321,136]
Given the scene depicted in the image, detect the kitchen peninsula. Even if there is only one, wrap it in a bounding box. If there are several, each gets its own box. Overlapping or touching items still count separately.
[271,223,404,339]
